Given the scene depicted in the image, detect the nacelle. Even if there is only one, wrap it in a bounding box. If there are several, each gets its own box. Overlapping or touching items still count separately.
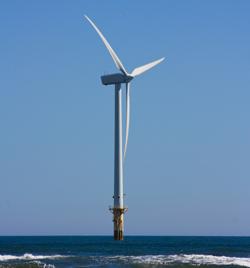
[101,73,133,85]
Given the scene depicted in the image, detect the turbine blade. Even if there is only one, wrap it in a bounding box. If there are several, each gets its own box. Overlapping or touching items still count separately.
[124,82,130,160]
[131,57,165,77]
[84,15,128,75]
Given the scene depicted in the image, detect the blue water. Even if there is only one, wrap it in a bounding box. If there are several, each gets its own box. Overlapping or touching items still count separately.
[0,236,250,267]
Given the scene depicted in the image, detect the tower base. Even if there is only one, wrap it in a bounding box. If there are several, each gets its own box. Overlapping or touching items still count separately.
[110,207,127,240]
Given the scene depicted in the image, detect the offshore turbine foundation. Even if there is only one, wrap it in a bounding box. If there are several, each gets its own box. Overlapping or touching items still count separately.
[110,207,127,240]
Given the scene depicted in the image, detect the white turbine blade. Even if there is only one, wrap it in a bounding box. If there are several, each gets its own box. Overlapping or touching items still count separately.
[85,15,128,75]
[131,57,165,77]
[124,82,130,160]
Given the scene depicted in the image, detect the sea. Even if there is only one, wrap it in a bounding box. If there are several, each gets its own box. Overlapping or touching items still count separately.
[0,236,250,268]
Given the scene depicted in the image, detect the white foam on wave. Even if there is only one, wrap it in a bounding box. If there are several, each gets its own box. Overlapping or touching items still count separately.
[0,253,66,262]
[105,254,250,267]
[1,253,250,267]
[34,261,56,268]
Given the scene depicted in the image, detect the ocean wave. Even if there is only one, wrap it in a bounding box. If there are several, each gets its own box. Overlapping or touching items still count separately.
[33,261,56,268]
[0,253,67,262]
[1,253,250,267]
[104,254,250,267]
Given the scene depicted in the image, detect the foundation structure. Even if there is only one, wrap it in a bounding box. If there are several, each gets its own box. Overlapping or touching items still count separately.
[110,207,127,240]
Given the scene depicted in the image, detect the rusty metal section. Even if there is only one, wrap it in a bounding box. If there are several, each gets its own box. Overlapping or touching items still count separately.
[110,207,127,240]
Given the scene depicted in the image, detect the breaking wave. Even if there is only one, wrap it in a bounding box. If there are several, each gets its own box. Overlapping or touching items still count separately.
[0,253,67,262]
[1,253,250,267]
[104,254,250,267]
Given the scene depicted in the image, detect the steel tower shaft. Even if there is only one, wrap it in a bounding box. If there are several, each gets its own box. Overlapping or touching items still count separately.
[111,83,126,240]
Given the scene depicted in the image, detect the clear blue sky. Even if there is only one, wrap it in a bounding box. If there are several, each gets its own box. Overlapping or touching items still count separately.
[0,0,249,236]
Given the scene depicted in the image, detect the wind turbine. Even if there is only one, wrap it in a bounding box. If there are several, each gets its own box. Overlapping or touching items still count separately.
[85,15,164,240]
